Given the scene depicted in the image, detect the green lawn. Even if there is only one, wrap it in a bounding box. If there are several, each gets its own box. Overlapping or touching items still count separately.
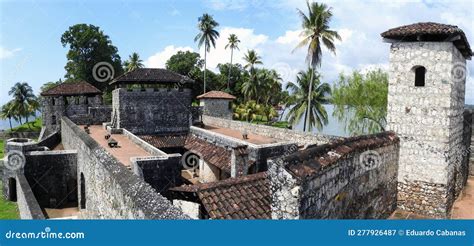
[6,118,42,133]
[0,181,19,219]
[0,139,4,159]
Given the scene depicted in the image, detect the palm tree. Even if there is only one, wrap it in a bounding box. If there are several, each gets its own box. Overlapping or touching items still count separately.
[285,69,331,132]
[243,49,262,72]
[8,82,36,125]
[124,52,144,72]
[194,13,220,93]
[0,101,17,131]
[294,1,340,132]
[225,34,240,90]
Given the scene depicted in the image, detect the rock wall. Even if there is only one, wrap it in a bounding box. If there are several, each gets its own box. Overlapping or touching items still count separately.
[202,115,340,146]
[386,41,467,217]
[270,132,399,219]
[61,117,187,219]
[16,174,45,219]
[112,88,192,135]
[200,99,233,119]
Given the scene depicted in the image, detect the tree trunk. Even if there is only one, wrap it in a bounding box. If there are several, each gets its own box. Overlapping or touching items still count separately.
[8,117,12,131]
[228,48,233,90]
[304,67,315,132]
[204,43,208,93]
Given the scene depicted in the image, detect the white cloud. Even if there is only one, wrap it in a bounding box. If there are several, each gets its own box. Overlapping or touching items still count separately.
[0,46,21,59]
[145,45,194,68]
[276,30,301,45]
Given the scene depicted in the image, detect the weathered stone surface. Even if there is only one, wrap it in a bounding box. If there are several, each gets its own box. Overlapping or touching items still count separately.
[200,98,233,119]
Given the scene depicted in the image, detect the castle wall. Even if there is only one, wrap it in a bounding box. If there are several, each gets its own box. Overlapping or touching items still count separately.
[16,174,45,219]
[61,117,187,219]
[270,132,400,219]
[387,42,467,217]
[202,115,341,146]
[112,88,192,135]
[200,99,233,119]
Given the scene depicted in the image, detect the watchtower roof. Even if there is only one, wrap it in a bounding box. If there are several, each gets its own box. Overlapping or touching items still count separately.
[41,81,101,97]
[381,22,472,59]
[109,68,194,85]
[197,91,236,100]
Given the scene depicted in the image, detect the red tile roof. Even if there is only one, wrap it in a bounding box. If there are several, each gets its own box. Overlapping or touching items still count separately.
[196,91,236,100]
[41,81,102,96]
[139,134,188,149]
[184,136,232,173]
[381,22,472,58]
[170,172,270,219]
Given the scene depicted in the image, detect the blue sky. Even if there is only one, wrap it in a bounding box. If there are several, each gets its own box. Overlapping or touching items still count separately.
[1,0,473,105]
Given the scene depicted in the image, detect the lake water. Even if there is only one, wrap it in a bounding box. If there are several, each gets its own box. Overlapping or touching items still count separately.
[0,118,23,131]
[280,104,351,137]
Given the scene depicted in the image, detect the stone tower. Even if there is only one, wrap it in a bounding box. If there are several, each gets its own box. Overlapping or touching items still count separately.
[382,22,472,217]
[197,91,236,120]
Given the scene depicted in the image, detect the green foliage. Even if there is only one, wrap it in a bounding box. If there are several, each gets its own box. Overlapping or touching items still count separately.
[233,100,278,122]
[285,69,331,131]
[0,139,4,159]
[166,51,203,76]
[331,69,388,135]
[123,52,144,72]
[194,13,220,92]
[6,82,39,128]
[243,49,263,72]
[0,179,19,219]
[6,118,42,133]
[61,24,123,91]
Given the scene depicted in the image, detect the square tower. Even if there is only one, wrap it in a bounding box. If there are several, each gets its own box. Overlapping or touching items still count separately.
[382,22,472,217]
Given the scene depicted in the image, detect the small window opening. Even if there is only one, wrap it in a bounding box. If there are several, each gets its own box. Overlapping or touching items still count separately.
[51,115,57,125]
[414,66,426,87]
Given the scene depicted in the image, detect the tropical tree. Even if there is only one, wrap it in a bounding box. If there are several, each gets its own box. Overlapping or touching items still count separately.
[294,1,340,131]
[285,69,331,132]
[123,52,144,72]
[332,69,388,135]
[8,82,36,125]
[225,34,240,90]
[243,49,263,72]
[233,100,277,122]
[0,101,18,131]
[194,13,220,93]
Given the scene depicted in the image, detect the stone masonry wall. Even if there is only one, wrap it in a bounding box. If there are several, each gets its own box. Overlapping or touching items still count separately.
[387,41,467,217]
[200,99,233,119]
[16,174,45,219]
[112,88,192,135]
[270,132,399,219]
[202,115,341,146]
[61,117,187,219]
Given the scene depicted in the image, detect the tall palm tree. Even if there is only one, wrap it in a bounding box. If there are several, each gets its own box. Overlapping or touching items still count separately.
[194,13,220,93]
[243,49,262,72]
[8,82,36,125]
[286,69,331,132]
[124,52,144,72]
[0,101,17,131]
[294,1,340,132]
[225,34,240,90]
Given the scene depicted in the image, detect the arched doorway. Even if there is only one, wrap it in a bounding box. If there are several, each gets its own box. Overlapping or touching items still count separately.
[8,178,17,202]
[80,173,86,209]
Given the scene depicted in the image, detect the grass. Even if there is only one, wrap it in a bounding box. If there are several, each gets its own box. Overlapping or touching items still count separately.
[6,118,42,133]
[0,181,19,219]
[237,119,290,129]
[0,139,4,159]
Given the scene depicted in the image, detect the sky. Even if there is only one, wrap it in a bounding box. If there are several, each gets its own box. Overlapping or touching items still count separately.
[0,0,473,105]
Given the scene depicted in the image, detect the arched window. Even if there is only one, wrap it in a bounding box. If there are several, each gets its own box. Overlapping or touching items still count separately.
[51,115,57,125]
[414,66,426,87]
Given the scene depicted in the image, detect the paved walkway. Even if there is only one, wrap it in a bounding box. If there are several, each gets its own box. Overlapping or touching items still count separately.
[204,125,279,145]
[451,176,474,219]
[85,125,152,168]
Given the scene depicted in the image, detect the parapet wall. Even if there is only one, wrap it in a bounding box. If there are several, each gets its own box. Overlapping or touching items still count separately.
[112,88,192,135]
[202,115,341,146]
[16,174,45,219]
[61,117,187,219]
[270,132,399,219]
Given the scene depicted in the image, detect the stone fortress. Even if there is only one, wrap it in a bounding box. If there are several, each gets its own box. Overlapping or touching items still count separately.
[1,22,473,219]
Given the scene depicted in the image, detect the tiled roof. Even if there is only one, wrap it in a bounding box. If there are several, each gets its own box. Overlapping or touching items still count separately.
[139,134,188,148]
[41,81,102,96]
[184,136,232,173]
[196,91,236,100]
[381,22,472,58]
[110,68,194,85]
[284,131,399,178]
[170,172,270,219]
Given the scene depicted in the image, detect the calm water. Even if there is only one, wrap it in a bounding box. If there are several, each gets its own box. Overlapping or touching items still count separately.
[0,118,22,131]
[280,104,351,137]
